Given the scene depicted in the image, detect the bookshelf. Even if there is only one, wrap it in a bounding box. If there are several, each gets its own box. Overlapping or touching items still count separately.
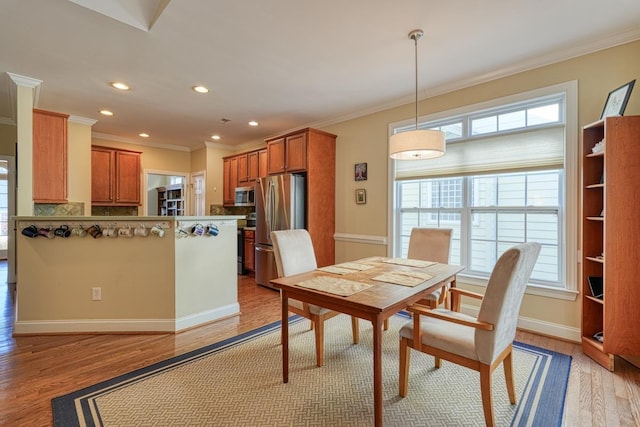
[157,183,185,216]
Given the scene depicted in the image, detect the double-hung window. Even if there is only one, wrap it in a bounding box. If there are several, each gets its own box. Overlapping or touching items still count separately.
[390,82,578,296]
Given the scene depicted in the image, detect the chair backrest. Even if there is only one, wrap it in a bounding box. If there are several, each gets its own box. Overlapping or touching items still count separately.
[271,229,318,277]
[475,242,541,364]
[407,228,452,263]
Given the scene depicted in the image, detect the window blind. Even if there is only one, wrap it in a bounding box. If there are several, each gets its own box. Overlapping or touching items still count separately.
[394,125,564,180]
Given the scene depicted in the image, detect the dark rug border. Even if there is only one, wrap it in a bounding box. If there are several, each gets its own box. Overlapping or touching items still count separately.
[52,314,571,427]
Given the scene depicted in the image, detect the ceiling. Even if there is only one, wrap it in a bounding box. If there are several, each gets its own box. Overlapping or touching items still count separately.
[1,0,639,152]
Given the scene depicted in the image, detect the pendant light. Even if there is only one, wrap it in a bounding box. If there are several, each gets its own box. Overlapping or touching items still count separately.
[389,29,446,160]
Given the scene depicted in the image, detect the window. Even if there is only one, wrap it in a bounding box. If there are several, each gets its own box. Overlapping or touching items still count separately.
[390,82,578,295]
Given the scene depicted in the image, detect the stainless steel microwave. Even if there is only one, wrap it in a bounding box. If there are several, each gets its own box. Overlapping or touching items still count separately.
[235,186,255,206]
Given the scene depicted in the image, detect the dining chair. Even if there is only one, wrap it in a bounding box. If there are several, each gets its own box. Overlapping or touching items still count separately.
[407,227,453,308]
[398,242,541,427]
[271,229,359,367]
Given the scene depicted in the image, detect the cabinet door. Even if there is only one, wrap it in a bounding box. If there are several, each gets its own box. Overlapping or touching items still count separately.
[33,109,68,202]
[237,154,249,183]
[248,151,260,181]
[258,149,268,178]
[223,158,234,205]
[115,150,140,204]
[230,157,239,196]
[244,230,255,271]
[91,148,115,203]
[267,138,286,175]
[285,132,307,172]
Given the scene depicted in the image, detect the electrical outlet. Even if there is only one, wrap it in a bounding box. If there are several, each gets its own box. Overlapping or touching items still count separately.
[92,287,102,301]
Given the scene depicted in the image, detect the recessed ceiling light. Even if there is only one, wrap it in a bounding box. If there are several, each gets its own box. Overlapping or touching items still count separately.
[139,133,149,138]
[248,121,259,126]
[110,81,130,90]
[192,85,209,93]
[100,110,114,116]
[211,135,221,140]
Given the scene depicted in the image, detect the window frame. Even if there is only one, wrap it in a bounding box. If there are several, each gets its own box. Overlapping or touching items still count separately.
[387,82,579,301]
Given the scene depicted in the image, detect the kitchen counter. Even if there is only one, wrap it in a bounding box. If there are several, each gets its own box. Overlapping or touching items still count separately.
[13,215,244,335]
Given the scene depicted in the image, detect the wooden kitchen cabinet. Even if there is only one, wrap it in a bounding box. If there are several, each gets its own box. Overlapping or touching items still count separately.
[237,153,249,183]
[91,146,141,206]
[258,149,268,178]
[33,109,69,203]
[266,132,307,174]
[264,128,336,267]
[247,151,260,182]
[223,156,239,206]
[243,229,255,272]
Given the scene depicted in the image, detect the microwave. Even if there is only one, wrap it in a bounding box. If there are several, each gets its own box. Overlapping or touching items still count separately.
[235,186,255,206]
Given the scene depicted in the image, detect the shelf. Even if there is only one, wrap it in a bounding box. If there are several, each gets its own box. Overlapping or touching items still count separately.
[585,256,604,264]
[585,183,604,189]
[585,295,604,305]
[586,216,604,221]
[586,151,604,158]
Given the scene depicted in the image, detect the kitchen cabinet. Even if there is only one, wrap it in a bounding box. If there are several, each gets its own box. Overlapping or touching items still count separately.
[243,229,255,272]
[265,128,337,267]
[248,151,260,182]
[223,156,239,206]
[33,109,69,203]
[258,149,268,178]
[91,146,141,206]
[581,116,640,371]
[266,132,307,174]
[237,153,249,184]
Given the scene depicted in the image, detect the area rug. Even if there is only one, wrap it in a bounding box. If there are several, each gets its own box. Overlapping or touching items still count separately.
[52,314,571,426]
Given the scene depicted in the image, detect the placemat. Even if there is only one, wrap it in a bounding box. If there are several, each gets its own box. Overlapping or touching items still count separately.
[334,262,376,271]
[381,258,437,268]
[372,271,434,287]
[294,276,372,296]
[316,265,357,275]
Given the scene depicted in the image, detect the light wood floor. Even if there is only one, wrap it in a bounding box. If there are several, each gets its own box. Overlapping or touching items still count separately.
[0,265,638,426]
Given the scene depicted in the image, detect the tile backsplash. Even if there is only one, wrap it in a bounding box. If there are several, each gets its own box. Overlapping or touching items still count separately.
[34,202,84,216]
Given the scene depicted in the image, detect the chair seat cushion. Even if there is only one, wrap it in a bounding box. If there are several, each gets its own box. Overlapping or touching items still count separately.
[399,308,478,361]
[289,298,334,316]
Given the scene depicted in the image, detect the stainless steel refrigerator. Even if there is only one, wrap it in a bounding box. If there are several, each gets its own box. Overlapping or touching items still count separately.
[255,174,305,288]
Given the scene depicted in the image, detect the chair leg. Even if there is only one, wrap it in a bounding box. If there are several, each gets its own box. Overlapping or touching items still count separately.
[434,357,441,368]
[503,351,516,404]
[480,364,495,427]
[383,318,389,330]
[351,317,359,344]
[310,320,315,331]
[399,337,411,397]
[314,317,324,367]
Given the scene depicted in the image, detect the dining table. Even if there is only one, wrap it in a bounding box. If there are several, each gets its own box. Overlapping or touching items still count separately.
[270,256,465,427]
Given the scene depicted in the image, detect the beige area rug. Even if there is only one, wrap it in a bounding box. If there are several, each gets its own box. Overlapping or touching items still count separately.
[53,314,570,426]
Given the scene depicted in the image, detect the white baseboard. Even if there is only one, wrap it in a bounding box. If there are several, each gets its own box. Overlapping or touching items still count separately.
[460,304,581,343]
[13,303,241,335]
[175,303,240,332]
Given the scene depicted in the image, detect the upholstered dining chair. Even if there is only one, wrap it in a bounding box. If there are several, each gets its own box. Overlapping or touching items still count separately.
[271,229,359,367]
[398,242,541,427]
[407,227,453,308]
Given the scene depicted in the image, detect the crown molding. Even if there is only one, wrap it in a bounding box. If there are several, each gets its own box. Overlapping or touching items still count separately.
[92,132,191,152]
[308,28,640,131]
[68,115,97,126]
[204,141,236,151]
[5,72,43,124]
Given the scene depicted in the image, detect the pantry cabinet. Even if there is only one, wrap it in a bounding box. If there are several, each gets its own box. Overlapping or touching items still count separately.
[33,109,69,203]
[91,146,141,206]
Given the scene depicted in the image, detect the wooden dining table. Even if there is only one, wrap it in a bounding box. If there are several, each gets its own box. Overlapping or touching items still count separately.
[270,257,465,427]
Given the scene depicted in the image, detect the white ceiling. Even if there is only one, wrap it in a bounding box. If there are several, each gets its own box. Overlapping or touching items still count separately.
[1,0,639,151]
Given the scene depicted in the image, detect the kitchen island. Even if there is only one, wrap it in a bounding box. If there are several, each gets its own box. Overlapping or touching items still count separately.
[13,216,243,335]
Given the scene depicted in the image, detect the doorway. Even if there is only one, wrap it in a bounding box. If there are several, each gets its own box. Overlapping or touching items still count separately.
[191,171,205,216]
[143,170,189,216]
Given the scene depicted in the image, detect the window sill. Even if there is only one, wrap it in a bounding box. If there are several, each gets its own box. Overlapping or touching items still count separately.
[457,274,579,302]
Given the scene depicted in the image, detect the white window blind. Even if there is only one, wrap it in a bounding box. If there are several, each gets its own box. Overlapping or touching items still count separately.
[395,125,564,180]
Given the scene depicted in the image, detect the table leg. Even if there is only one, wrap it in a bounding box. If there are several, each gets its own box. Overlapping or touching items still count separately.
[281,290,289,384]
[373,315,383,427]
[450,277,459,311]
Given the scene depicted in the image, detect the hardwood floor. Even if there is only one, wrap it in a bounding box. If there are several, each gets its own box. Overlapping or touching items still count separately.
[0,264,638,426]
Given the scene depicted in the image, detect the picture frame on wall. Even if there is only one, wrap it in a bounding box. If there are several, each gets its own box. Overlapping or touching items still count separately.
[355,189,366,204]
[600,79,635,119]
[355,162,367,181]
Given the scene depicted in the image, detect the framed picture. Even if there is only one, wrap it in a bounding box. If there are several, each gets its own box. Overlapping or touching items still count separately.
[355,162,367,181]
[600,79,635,119]
[355,189,366,204]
